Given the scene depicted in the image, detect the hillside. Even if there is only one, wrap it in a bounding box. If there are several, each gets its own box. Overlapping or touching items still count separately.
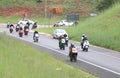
[0,0,94,18]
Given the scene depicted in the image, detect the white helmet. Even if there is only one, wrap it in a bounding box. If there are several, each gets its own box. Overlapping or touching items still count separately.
[82,34,85,37]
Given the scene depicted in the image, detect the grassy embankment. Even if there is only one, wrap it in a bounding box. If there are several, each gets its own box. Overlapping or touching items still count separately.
[0,33,97,78]
[37,4,120,52]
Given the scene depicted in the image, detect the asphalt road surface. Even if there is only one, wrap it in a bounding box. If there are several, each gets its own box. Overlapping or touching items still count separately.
[0,24,120,78]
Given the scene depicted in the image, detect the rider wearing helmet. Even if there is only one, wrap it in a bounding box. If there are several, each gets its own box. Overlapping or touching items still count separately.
[64,34,69,47]
[33,31,39,40]
[34,31,38,36]
[69,43,75,56]
[69,43,78,62]
[81,34,88,48]
[82,34,87,40]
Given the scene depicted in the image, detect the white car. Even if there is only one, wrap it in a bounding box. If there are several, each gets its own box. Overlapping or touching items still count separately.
[53,22,64,27]
[53,20,73,27]
[53,29,68,39]
[18,19,35,25]
[61,20,74,26]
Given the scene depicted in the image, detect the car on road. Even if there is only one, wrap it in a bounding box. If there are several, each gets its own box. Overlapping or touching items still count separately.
[53,29,68,39]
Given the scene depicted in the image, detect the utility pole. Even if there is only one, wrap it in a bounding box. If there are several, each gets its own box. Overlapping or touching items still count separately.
[44,0,47,27]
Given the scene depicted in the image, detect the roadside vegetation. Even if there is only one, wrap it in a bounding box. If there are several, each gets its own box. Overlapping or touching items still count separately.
[0,33,97,78]
[37,3,120,52]
[0,0,36,8]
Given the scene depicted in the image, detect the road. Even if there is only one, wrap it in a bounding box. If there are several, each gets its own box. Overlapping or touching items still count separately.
[0,25,120,78]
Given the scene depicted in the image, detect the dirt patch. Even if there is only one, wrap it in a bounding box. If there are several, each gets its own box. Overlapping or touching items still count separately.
[0,7,35,17]
[0,0,93,17]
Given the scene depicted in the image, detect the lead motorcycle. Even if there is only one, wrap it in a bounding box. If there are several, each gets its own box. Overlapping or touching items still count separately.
[69,45,78,62]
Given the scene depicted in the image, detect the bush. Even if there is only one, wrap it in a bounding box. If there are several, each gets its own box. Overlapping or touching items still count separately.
[91,0,120,11]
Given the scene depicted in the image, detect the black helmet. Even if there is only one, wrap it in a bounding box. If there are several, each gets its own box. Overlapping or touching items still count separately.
[71,43,74,48]
[35,31,38,33]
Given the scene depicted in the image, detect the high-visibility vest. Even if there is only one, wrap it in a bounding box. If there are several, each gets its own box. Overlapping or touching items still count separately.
[72,48,78,53]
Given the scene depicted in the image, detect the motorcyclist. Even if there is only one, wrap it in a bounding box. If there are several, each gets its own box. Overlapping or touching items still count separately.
[32,22,37,29]
[69,44,74,56]
[24,25,28,30]
[81,34,88,49]
[10,24,14,28]
[24,25,29,35]
[9,24,14,33]
[33,31,39,40]
[69,44,78,62]
[19,27,23,30]
[26,21,30,29]
[16,24,20,32]
[33,31,38,36]
[64,34,69,47]
[19,27,24,37]
[59,35,66,50]
[7,22,10,28]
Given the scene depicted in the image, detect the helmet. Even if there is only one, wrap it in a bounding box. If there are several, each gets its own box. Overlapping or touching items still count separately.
[82,34,85,37]
[35,31,38,33]
[84,35,87,38]
[71,43,75,48]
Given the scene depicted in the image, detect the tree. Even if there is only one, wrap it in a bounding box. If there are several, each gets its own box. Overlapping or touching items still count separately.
[91,0,120,11]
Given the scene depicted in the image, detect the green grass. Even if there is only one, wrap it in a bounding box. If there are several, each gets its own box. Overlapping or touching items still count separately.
[36,4,120,52]
[0,15,65,25]
[0,0,36,8]
[0,33,97,78]
[0,16,22,23]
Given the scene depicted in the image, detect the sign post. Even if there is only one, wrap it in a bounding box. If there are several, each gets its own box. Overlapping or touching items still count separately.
[66,14,79,26]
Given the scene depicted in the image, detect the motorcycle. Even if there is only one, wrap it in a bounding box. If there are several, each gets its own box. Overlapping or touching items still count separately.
[16,24,20,32]
[69,47,78,62]
[16,27,19,32]
[64,34,69,47]
[82,40,89,52]
[65,37,69,47]
[7,24,10,28]
[19,30,23,37]
[59,38,65,50]
[24,28,29,35]
[9,26,13,33]
[32,22,37,29]
[33,33,39,42]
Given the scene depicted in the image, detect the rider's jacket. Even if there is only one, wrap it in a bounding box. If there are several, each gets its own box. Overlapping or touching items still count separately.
[72,47,78,53]
[83,40,90,47]
[34,33,39,37]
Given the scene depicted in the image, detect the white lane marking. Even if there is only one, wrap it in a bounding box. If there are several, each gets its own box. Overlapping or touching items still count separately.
[9,34,120,76]
[71,40,120,59]
[88,49,120,60]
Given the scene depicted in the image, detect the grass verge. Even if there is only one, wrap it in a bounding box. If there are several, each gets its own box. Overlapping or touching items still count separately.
[0,33,97,78]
